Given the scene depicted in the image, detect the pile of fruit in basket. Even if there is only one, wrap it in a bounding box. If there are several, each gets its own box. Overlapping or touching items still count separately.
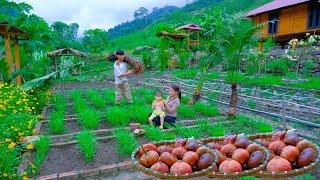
[255,129,318,172]
[137,139,216,175]
[205,133,267,173]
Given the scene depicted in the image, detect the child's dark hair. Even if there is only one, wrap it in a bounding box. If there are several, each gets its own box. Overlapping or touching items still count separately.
[171,84,181,101]
[116,50,124,55]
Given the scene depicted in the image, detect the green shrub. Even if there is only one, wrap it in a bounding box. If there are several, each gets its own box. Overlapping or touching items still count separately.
[78,109,101,129]
[266,59,289,76]
[87,89,105,109]
[247,99,257,109]
[48,111,65,134]
[77,130,96,163]
[178,51,191,69]
[194,102,219,117]
[144,126,176,141]
[0,144,21,176]
[113,129,138,157]
[33,136,50,173]
[105,107,130,126]
[208,123,225,137]
[178,104,196,119]
[141,50,152,68]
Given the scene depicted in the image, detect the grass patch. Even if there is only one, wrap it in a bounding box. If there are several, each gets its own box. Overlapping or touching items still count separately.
[144,126,176,141]
[104,89,115,105]
[208,123,225,137]
[172,68,197,79]
[181,95,189,104]
[206,71,219,80]
[178,104,196,119]
[33,136,50,173]
[87,89,105,108]
[232,115,273,134]
[52,94,67,111]
[78,109,101,129]
[48,111,65,134]
[175,125,201,138]
[194,102,219,117]
[105,107,130,126]
[196,119,211,132]
[77,130,96,162]
[129,105,151,125]
[113,129,138,157]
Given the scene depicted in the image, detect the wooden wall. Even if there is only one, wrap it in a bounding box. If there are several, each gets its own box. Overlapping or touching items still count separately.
[251,3,312,39]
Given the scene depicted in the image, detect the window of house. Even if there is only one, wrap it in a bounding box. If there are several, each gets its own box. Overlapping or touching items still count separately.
[308,2,320,29]
[268,12,279,34]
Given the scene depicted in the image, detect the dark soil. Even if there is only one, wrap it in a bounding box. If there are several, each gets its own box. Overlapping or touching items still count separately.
[39,139,129,176]
[40,118,111,135]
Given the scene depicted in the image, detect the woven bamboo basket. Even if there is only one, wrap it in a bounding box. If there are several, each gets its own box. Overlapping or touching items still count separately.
[248,132,320,178]
[131,139,218,179]
[200,136,270,179]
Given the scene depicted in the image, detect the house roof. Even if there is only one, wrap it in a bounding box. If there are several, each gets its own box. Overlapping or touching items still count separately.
[176,24,203,31]
[0,22,29,40]
[47,48,87,58]
[246,0,309,17]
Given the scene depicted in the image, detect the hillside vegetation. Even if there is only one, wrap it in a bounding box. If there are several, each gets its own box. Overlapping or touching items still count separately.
[108,0,271,51]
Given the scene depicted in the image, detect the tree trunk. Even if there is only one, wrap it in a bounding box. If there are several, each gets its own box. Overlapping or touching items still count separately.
[228,83,238,116]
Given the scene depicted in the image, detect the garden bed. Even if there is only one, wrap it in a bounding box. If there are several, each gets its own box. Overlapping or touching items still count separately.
[35,138,149,177]
[40,118,111,136]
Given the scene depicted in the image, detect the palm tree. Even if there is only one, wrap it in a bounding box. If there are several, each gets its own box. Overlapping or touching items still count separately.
[196,11,264,116]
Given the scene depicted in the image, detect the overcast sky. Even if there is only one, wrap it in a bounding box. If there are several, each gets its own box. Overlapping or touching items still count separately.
[15,0,187,35]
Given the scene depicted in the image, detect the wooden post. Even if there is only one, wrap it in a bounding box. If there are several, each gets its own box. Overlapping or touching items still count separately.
[4,27,13,74]
[258,41,263,51]
[281,99,287,130]
[14,37,21,85]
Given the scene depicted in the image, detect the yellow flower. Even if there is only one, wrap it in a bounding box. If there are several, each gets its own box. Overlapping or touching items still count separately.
[8,142,16,149]
[3,173,7,177]
[5,138,11,142]
[16,101,22,105]
[23,176,28,180]
[27,144,33,150]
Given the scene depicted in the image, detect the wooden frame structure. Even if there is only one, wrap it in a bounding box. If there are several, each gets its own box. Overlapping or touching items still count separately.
[176,24,203,48]
[0,22,29,85]
[47,48,87,76]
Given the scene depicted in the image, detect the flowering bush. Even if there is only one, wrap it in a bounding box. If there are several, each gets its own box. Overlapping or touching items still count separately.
[0,82,50,178]
[0,83,32,117]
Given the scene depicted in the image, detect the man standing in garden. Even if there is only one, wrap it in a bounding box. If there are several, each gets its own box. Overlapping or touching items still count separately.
[114,50,133,104]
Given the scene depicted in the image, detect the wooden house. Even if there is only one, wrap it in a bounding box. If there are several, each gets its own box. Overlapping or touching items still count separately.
[246,0,320,47]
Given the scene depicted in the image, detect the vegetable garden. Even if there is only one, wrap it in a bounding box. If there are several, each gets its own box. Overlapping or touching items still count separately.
[1,0,320,179]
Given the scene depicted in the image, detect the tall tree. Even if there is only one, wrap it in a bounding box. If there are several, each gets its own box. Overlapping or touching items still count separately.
[82,29,108,55]
[134,7,149,23]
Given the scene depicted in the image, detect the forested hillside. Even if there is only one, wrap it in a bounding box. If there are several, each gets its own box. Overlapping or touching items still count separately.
[108,6,178,40]
[109,0,271,51]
